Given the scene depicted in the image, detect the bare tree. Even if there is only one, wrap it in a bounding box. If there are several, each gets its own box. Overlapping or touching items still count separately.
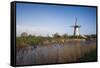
[21,32,28,37]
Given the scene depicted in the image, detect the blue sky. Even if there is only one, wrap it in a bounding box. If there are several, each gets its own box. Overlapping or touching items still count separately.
[16,3,97,36]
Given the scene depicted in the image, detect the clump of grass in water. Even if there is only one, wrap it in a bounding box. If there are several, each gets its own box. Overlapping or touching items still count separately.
[79,49,97,62]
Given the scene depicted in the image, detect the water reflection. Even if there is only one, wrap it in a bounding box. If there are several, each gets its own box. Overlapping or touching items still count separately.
[16,40,96,65]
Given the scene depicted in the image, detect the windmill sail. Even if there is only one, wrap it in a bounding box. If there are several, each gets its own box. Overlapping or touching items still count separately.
[72,17,81,36]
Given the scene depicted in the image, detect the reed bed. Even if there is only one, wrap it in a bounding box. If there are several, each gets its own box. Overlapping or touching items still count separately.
[16,40,96,65]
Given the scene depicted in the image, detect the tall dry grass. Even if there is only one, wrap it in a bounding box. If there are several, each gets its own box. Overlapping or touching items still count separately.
[16,40,96,65]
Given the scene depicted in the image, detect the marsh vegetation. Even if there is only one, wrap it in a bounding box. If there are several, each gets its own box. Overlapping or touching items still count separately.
[16,32,97,65]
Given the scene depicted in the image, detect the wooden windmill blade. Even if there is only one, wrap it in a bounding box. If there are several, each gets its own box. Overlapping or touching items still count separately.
[70,26,74,27]
[75,17,77,26]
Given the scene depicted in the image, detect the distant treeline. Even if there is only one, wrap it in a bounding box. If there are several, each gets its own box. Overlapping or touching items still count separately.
[16,32,96,48]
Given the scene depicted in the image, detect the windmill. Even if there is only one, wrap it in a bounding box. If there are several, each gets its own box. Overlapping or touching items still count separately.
[71,17,81,36]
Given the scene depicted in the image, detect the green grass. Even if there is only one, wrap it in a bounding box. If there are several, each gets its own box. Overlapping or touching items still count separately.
[80,49,97,62]
[16,34,96,48]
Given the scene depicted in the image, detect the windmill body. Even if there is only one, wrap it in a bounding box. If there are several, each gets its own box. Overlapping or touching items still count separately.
[72,18,81,36]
